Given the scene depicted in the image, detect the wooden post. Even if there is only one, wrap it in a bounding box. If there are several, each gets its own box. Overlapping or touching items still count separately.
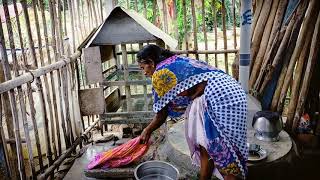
[81,0,87,35]
[91,0,99,27]
[251,0,263,41]
[126,1,136,64]
[57,0,65,55]
[191,0,199,59]
[292,8,320,132]
[152,0,158,25]
[257,13,296,93]
[201,0,208,62]
[250,0,280,89]
[76,0,84,40]
[135,0,138,11]
[286,28,313,129]
[0,94,11,178]
[221,0,228,73]
[62,64,75,144]
[251,1,272,63]
[100,0,103,21]
[278,0,318,112]
[212,0,218,67]
[264,0,288,61]
[143,0,147,19]
[63,0,67,35]
[86,0,93,31]
[232,0,237,48]
[182,0,189,56]
[121,44,132,112]
[68,0,76,52]
[271,0,308,111]
[162,0,169,33]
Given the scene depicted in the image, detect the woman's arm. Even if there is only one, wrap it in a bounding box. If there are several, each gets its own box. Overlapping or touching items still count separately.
[140,106,168,143]
[178,81,207,100]
[190,81,207,100]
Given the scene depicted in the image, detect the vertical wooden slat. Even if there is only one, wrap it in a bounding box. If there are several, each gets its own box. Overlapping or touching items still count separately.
[57,0,65,54]
[49,0,71,149]
[221,0,228,74]
[21,0,55,171]
[0,95,11,178]
[76,0,84,40]
[134,0,138,11]
[278,0,318,112]
[138,43,148,111]
[213,0,218,67]
[62,63,74,144]
[68,0,76,52]
[121,44,132,112]
[100,0,103,21]
[293,7,320,131]
[3,1,28,178]
[201,0,208,62]
[31,0,59,161]
[152,0,158,24]
[250,0,280,89]
[232,0,237,48]
[162,0,169,33]
[13,0,47,174]
[3,1,34,178]
[63,0,67,35]
[172,0,179,40]
[126,1,136,64]
[81,0,87,35]
[39,0,62,157]
[86,0,93,31]
[91,0,99,27]
[182,0,189,56]
[143,0,147,18]
[0,31,26,180]
[191,0,199,59]
[286,28,313,129]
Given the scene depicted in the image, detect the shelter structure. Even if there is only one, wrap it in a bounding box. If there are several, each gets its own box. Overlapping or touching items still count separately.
[78,6,177,126]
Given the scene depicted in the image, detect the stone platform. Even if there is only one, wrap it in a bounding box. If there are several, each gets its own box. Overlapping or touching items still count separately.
[164,120,292,165]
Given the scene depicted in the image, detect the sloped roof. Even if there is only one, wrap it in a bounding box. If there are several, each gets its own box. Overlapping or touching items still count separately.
[84,6,177,49]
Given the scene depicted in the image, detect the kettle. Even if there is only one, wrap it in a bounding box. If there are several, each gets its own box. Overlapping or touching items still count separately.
[252,111,283,142]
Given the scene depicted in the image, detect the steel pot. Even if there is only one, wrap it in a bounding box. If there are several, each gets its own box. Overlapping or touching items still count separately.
[252,111,283,142]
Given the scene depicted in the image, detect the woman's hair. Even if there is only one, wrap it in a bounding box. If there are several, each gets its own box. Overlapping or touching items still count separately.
[137,44,175,65]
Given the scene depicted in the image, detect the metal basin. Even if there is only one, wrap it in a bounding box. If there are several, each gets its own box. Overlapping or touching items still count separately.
[134,160,179,180]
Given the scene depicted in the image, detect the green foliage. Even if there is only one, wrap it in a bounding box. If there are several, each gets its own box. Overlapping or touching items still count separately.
[114,0,240,47]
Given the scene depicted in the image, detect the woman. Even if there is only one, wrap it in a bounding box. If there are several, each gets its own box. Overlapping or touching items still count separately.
[137,44,248,180]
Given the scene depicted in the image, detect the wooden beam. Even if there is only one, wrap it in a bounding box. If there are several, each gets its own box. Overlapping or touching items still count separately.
[0,52,81,94]
[102,80,150,86]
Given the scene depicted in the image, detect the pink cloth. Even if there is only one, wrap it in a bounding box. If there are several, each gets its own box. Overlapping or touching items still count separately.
[87,137,150,170]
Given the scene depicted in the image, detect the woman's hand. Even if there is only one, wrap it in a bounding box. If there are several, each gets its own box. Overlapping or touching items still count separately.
[140,128,152,144]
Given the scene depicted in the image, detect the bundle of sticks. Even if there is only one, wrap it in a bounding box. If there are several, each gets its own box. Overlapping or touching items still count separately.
[249,0,320,133]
